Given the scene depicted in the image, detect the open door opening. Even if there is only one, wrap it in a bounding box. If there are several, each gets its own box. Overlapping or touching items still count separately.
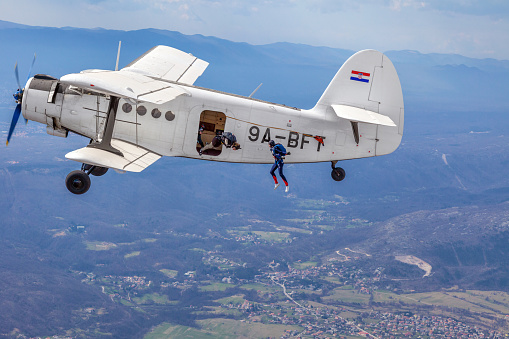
[196,110,226,156]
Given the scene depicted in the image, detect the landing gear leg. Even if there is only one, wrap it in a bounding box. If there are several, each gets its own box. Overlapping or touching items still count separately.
[331,161,346,182]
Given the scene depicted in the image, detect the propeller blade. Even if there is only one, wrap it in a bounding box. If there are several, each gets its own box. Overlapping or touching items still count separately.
[26,53,37,82]
[14,62,21,90]
[6,104,22,146]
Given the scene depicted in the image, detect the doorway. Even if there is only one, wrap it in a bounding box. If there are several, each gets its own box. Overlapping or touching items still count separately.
[196,110,226,156]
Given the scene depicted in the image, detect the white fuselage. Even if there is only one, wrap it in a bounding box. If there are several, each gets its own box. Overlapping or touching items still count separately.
[113,83,354,164]
[22,78,387,164]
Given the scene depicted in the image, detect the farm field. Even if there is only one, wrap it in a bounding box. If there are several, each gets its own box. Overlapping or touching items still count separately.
[145,319,302,339]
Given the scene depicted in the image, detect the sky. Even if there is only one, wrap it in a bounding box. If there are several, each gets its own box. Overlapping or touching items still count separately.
[1,0,509,60]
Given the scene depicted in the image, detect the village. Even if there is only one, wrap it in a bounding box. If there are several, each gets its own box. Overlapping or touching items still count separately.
[71,251,506,338]
[221,300,504,338]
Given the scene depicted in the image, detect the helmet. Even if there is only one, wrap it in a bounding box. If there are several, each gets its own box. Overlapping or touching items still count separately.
[268,140,275,147]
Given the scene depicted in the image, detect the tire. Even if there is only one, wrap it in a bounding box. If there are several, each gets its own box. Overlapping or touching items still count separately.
[331,167,346,182]
[66,170,91,194]
[83,164,108,176]
[91,166,108,176]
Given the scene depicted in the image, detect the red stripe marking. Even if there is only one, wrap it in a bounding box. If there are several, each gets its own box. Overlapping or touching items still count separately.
[351,70,370,77]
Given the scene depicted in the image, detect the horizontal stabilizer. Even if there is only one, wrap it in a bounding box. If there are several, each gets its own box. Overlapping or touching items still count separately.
[65,139,161,172]
[332,104,396,127]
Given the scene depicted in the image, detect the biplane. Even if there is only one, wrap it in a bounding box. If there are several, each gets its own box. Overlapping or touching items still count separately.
[7,44,404,194]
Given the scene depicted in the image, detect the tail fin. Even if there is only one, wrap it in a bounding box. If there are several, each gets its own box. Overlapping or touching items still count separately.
[314,50,404,155]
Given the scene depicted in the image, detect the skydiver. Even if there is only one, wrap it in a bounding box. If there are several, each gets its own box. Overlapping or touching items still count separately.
[199,132,240,155]
[268,140,289,192]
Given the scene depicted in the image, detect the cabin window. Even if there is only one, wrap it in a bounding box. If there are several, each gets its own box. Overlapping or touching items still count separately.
[196,110,226,156]
[137,105,147,116]
[165,111,175,121]
[151,108,161,118]
[122,103,132,113]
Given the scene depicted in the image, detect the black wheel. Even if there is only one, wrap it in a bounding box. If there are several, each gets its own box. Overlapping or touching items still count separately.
[331,167,346,182]
[66,170,91,195]
[91,166,108,176]
[82,164,108,176]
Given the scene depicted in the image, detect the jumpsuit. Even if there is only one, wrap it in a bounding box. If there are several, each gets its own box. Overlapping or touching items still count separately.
[270,146,288,186]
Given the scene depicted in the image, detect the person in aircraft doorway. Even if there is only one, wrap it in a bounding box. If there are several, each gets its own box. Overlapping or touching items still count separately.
[197,124,205,149]
[199,131,240,155]
[269,140,290,192]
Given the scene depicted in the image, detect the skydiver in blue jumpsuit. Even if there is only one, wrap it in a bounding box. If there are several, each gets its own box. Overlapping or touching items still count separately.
[269,140,289,192]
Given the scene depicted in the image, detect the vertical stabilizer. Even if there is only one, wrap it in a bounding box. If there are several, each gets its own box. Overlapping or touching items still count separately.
[314,50,404,156]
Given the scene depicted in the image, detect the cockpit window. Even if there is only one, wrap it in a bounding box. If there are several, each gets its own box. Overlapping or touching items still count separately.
[65,86,83,95]
[64,86,107,97]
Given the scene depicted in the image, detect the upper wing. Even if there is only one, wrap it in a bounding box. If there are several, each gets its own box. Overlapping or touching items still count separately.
[65,139,161,173]
[122,45,209,85]
[59,45,209,104]
[60,70,190,104]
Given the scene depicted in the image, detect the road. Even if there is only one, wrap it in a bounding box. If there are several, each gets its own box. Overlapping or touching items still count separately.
[270,275,380,339]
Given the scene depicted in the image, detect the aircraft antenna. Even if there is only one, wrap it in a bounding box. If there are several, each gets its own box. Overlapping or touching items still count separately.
[249,83,263,98]
[115,41,122,71]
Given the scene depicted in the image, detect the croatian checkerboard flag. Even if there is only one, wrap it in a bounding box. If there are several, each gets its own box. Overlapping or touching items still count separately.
[350,70,370,83]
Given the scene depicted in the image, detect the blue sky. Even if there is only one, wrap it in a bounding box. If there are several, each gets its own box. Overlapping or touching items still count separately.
[2,0,508,60]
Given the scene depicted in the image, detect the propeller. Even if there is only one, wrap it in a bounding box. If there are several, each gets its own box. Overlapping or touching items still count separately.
[7,53,36,146]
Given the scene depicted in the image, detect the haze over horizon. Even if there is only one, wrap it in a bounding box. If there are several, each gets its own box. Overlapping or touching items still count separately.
[1,0,508,60]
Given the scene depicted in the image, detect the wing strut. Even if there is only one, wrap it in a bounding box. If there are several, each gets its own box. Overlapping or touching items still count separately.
[88,96,123,156]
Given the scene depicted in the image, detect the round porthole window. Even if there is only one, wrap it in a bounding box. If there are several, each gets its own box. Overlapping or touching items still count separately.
[137,105,147,116]
[122,103,132,113]
[122,102,133,113]
[165,111,175,121]
[151,108,161,118]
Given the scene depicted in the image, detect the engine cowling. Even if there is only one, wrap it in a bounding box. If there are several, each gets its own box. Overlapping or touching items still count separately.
[22,74,109,140]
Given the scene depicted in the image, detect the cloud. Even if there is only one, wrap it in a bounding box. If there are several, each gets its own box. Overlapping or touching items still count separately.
[303,0,366,13]
[390,0,426,11]
[392,0,509,19]
[1,0,507,59]
[299,0,509,19]
[52,0,509,19]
